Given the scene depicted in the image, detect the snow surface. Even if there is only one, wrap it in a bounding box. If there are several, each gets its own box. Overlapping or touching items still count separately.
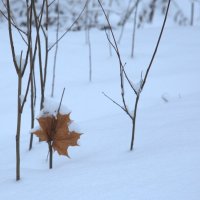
[38,98,71,117]
[0,21,200,200]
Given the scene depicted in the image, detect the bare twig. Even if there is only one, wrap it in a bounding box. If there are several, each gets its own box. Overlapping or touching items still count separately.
[102,92,133,119]
[130,0,171,150]
[6,0,34,181]
[107,0,113,56]
[51,0,60,97]
[57,88,65,114]
[190,1,194,26]
[7,0,19,74]
[48,0,56,7]
[141,0,171,91]
[43,0,49,97]
[118,0,132,43]
[1,0,28,44]
[121,64,137,95]
[85,1,92,82]
[0,9,27,35]
[98,0,130,116]
[48,0,89,52]
[131,0,139,58]
[32,0,46,109]
[104,30,117,52]
[88,27,92,82]
[99,0,171,151]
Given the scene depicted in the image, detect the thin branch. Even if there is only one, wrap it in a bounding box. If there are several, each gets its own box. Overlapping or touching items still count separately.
[32,0,46,109]
[121,64,137,95]
[107,57,137,95]
[104,30,117,53]
[20,69,31,112]
[0,9,27,35]
[88,26,92,82]
[98,0,120,58]
[51,0,60,97]
[130,93,140,150]
[102,92,133,120]
[141,0,171,91]
[118,0,138,26]
[43,0,49,94]
[118,0,132,43]
[48,0,89,52]
[21,1,33,76]
[57,88,65,114]
[107,0,113,56]
[98,0,130,116]
[2,0,28,45]
[20,1,34,112]
[21,0,39,112]
[6,0,19,74]
[48,0,56,7]
[129,0,171,150]
[131,0,139,58]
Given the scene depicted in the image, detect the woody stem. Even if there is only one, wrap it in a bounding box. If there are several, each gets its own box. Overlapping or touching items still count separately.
[48,141,53,169]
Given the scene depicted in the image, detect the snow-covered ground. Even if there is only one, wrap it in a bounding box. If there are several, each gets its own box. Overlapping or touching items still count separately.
[0,20,200,200]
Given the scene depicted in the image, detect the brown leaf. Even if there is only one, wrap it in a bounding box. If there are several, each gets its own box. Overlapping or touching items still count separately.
[32,113,81,157]
[53,131,81,156]
[52,140,70,157]
[37,116,54,140]
[33,129,48,141]
[56,113,71,130]
[55,113,71,138]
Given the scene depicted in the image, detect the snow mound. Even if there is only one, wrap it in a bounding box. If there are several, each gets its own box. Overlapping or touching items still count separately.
[38,98,71,118]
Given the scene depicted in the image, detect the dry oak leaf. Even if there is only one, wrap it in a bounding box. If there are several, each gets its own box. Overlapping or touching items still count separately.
[33,113,81,157]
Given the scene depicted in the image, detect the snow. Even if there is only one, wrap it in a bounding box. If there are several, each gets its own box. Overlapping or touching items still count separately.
[69,121,81,133]
[19,94,25,104]
[0,21,200,200]
[132,79,143,94]
[38,98,71,117]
